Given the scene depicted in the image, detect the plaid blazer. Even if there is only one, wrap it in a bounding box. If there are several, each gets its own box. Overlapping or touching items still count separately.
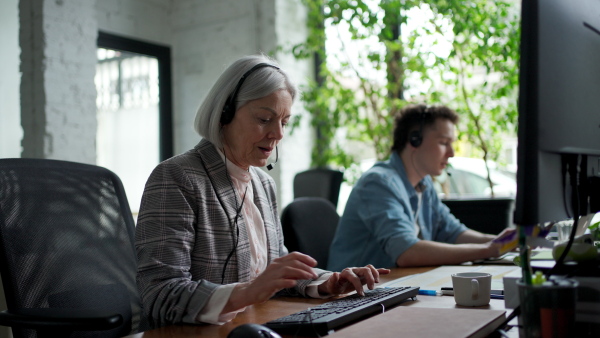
[135,139,319,328]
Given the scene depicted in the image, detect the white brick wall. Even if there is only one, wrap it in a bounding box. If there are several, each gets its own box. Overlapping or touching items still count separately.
[20,0,98,163]
[274,0,314,209]
[0,0,22,159]
[12,0,312,209]
[1,4,312,336]
[171,0,277,154]
[95,0,172,45]
[167,0,313,208]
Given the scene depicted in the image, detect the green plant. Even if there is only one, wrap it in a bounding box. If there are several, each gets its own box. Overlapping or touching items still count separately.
[289,0,521,192]
[589,221,600,241]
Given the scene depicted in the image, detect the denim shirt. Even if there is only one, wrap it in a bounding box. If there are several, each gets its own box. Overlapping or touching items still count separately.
[327,152,467,271]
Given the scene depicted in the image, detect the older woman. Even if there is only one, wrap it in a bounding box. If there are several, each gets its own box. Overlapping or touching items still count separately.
[135,55,389,328]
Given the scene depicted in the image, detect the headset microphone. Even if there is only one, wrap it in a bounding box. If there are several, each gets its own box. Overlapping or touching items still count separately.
[266,146,278,171]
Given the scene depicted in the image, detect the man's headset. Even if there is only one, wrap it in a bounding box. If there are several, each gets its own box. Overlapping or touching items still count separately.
[220,63,281,125]
[407,106,452,176]
[408,108,429,148]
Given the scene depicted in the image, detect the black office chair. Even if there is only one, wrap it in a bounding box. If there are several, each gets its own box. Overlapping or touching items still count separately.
[0,158,142,338]
[293,168,344,208]
[281,197,340,269]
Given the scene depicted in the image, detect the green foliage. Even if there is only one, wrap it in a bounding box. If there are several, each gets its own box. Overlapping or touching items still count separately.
[589,221,600,241]
[290,0,521,192]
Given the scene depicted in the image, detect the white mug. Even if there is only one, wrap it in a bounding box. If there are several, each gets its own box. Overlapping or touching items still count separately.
[451,272,492,306]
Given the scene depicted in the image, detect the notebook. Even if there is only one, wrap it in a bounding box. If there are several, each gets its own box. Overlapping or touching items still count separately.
[328,307,506,338]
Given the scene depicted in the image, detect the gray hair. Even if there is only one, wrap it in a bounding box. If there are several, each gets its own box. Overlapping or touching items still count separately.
[194,55,298,149]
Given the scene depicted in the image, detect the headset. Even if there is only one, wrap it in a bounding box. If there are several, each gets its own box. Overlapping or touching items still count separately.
[202,63,280,283]
[408,107,429,148]
[220,63,281,125]
[198,151,248,284]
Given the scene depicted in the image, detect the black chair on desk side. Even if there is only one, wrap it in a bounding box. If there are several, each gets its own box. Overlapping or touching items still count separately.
[281,197,339,269]
[0,158,143,338]
[441,197,515,235]
[293,168,344,208]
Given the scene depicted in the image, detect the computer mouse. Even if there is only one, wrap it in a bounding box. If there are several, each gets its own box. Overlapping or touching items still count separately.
[227,323,282,338]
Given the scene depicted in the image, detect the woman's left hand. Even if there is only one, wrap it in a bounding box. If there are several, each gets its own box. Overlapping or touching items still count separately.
[318,265,390,297]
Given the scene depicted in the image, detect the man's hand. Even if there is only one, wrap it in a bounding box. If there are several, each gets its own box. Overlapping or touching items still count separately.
[489,228,518,256]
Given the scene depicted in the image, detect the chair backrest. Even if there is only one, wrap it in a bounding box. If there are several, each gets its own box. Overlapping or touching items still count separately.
[0,158,142,338]
[293,168,344,207]
[281,197,340,269]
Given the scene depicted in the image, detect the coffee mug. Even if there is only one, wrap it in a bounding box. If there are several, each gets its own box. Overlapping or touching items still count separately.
[451,272,492,306]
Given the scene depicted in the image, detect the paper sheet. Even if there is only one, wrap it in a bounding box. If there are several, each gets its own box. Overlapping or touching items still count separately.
[381,265,520,291]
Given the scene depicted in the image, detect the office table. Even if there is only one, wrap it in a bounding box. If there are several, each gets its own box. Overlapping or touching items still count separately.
[127,266,512,338]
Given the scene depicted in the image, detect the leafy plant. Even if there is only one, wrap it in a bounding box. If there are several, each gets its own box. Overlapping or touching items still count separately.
[589,221,600,242]
[289,0,521,192]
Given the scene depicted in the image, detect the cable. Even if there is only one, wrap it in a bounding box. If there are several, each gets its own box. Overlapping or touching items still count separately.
[547,154,581,276]
[299,308,322,338]
[561,155,572,218]
[197,149,248,284]
[410,150,427,188]
[219,149,249,284]
[220,184,247,284]
[494,306,520,334]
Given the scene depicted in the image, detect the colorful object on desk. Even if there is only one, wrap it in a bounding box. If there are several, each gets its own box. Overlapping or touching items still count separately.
[440,287,504,297]
[532,271,546,286]
[494,224,552,255]
[493,230,519,255]
[418,289,440,296]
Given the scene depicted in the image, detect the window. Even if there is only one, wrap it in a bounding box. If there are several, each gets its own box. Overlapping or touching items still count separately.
[96,32,173,218]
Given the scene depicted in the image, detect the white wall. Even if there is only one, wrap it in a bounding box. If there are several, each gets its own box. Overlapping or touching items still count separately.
[96,0,312,208]
[19,0,98,163]
[95,0,172,45]
[0,0,22,159]
[2,0,312,207]
[274,0,314,209]
[0,2,312,336]
[168,0,313,208]
[0,1,19,336]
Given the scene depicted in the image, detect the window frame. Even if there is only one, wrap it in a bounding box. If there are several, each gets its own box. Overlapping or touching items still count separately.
[97,31,173,160]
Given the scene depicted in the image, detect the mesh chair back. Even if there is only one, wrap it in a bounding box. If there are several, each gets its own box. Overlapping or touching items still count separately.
[0,158,141,338]
[281,197,340,269]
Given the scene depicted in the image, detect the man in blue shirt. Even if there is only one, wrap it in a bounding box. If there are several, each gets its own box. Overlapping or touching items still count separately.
[328,104,512,270]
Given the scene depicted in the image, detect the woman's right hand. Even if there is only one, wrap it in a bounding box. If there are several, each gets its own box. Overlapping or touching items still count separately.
[224,252,319,312]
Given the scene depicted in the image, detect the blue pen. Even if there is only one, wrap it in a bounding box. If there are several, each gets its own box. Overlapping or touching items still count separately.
[418,289,440,296]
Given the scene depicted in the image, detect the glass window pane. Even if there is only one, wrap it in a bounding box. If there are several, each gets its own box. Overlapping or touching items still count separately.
[96,48,160,219]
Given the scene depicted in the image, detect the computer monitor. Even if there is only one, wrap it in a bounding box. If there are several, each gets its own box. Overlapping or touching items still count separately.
[514,0,600,226]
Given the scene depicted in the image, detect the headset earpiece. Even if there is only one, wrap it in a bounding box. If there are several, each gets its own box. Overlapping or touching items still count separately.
[409,130,423,147]
[409,108,428,148]
[220,63,280,126]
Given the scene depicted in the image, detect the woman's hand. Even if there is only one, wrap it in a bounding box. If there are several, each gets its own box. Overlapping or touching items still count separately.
[225,252,318,312]
[318,265,391,297]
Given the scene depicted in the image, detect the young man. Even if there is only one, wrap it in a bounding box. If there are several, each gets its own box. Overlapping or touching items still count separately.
[327,104,513,270]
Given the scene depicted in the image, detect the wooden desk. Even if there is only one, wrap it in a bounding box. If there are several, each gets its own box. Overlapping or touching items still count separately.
[128,266,510,338]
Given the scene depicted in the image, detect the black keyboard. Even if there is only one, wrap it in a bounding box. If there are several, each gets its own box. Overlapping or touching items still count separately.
[264,286,419,336]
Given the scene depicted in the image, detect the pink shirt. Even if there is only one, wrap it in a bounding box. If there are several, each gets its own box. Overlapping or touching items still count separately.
[197,149,330,324]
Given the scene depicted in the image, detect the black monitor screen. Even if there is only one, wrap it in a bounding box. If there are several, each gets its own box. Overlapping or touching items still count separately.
[514,0,600,226]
